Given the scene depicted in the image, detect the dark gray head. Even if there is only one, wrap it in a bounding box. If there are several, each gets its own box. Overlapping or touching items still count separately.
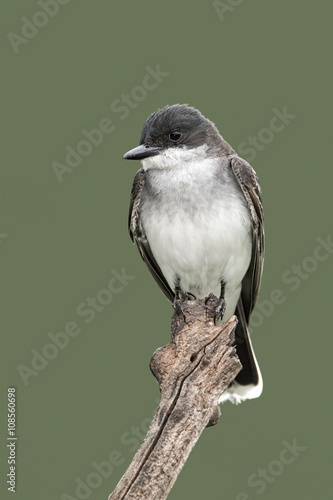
[123,104,234,161]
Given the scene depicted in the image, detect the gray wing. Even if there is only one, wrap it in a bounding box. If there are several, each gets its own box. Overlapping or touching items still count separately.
[229,156,264,386]
[230,156,264,323]
[128,168,175,302]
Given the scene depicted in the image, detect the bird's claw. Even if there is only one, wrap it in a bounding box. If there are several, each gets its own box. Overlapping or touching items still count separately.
[172,298,186,322]
[213,299,226,324]
[205,293,216,305]
[205,293,226,324]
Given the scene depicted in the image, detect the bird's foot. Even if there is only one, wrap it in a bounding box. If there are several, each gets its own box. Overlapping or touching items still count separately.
[205,293,226,324]
[205,293,216,305]
[183,291,196,300]
[213,297,226,324]
[172,297,186,322]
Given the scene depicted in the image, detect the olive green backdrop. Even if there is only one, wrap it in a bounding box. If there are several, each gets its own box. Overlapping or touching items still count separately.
[1,1,332,499]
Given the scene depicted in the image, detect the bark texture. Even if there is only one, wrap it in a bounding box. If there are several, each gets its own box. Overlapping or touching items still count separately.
[109,298,242,500]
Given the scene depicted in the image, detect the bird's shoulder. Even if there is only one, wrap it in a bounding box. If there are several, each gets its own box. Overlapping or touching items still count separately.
[228,155,264,228]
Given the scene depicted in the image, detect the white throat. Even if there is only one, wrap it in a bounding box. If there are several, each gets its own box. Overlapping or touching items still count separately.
[142,144,211,171]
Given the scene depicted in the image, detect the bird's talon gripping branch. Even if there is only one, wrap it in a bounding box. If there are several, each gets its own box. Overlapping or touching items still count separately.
[205,293,217,305]
[204,293,225,324]
[172,298,186,322]
[213,299,226,324]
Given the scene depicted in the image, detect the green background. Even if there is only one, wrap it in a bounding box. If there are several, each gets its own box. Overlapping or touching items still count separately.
[1,1,332,499]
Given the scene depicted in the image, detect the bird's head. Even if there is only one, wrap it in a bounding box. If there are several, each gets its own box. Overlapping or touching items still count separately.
[123,104,234,169]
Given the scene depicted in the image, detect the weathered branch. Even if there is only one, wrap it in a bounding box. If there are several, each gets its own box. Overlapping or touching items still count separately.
[109,298,242,500]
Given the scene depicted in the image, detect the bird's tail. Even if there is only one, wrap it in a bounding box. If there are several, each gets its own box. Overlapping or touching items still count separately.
[219,300,263,404]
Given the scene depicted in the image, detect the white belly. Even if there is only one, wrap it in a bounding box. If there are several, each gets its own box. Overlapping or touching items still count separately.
[142,193,252,320]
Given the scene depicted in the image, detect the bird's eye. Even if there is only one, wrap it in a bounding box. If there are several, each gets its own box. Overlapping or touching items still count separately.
[169,131,181,141]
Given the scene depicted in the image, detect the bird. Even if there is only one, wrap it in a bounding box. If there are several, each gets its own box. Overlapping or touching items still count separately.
[123,104,264,404]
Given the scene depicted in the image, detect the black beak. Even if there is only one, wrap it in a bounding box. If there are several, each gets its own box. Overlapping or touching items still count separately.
[123,144,162,160]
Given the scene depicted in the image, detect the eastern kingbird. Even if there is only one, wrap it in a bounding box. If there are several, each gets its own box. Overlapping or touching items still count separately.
[123,104,264,404]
